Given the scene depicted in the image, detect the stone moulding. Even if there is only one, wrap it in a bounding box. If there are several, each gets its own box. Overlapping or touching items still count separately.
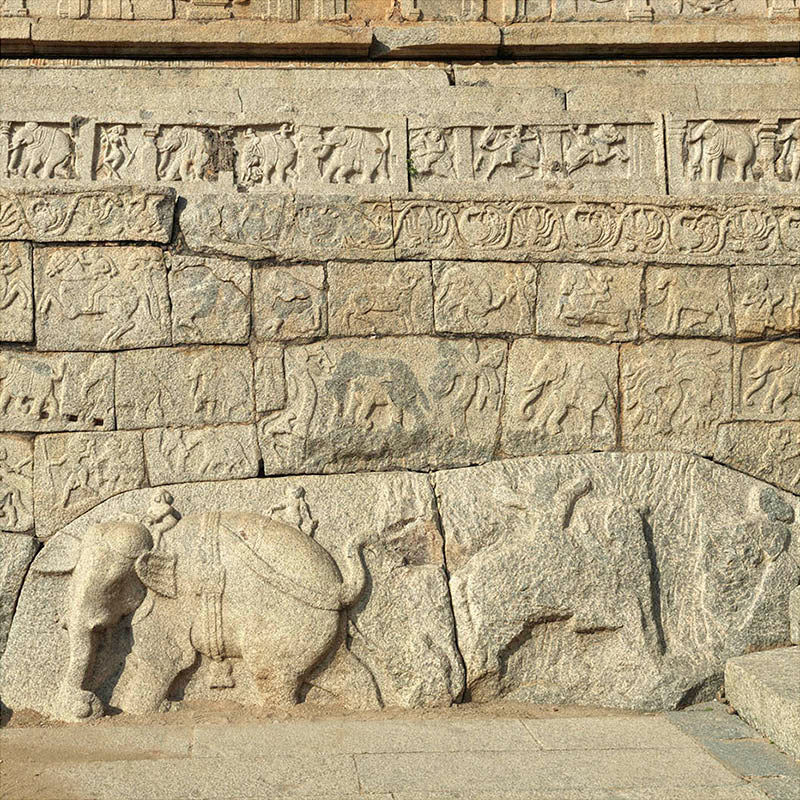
[0,185,175,243]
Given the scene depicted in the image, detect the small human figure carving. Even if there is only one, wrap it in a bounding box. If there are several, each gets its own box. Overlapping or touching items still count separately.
[143,489,180,548]
[410,128,454,179]
[776,119,800,182]
[0,444,32,530]
[96,124,136,180]
[268,485,317,537]
[738,272,784,334]
[0,243,32,315]
[563,123,629,175]
[474,125,541,181]
[556,269,630,334]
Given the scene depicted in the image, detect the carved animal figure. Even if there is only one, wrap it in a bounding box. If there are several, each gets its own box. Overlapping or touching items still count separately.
[240,125,297,185]
[435,264,517,331]
[338,265,422,334]
[649,272,727,335]
[556,270,630,334]
[156,126,212,182]
[33,496,367,722]
[8,123,73,180]
[341,375,407,430]
[0,354,66,420]
[686,120,757,182]
[313,127,390,185]
[171,265,248,341]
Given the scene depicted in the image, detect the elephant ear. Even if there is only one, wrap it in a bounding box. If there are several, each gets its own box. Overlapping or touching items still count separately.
[134,550,177,598]
[33,534,80,575]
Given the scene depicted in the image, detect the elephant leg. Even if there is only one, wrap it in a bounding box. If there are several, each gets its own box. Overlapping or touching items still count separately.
[116,645,195,714]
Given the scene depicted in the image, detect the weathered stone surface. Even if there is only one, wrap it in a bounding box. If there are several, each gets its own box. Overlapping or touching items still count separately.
[436,453,800,710]
[0,434,33,532]
[500,339,618,456]
[734,340,800,421]
[715,421,800,496]
[725,648,800,760]
[329,261,433,336]
[0,186,174,243]
[33,431,147,540]
[258,337,506,474]
[732,265,800,339]
[791,586,800,645]
[432,261,536,335]
[644,267,732,338]
[168,256,251,345]
[0,242,33,342]
[537,263,639,342]
[34,246,171,351]
[143,424,260,485]
[0,532,38,658]
[253,264,326,342]
[621,340,732,457]
[0,472,463,718]
[253,342,287,413]
[115,346,254,430]
[0,351,115,432]
[393,197,800,266]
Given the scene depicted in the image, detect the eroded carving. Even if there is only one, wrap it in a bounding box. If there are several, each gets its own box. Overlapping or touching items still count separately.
[301,125,391,185]
[239,125,297,187]
[474,125,542,182]
[95,124,136,181]
[253,265,325,341]
[685,120,757,182]
[0,435,33,532]
[409,127,456,182]
[776,119,800,183]
[737,341,800,421]
[733,266,800,337]
[0,241,33,342]
[6,122,75,180]
[563,123,629,175]
[156,125,215,182]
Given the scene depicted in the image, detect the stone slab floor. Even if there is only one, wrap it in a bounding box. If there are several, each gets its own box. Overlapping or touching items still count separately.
[1,702,798,800]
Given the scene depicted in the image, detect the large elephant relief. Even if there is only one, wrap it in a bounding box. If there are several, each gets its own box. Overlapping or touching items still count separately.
[33,491,366,722]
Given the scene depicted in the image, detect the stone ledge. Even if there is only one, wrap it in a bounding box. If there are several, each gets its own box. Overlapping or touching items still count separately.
[724,648,800,760]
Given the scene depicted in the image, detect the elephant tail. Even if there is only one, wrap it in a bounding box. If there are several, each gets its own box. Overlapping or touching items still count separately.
[338,535,367,609]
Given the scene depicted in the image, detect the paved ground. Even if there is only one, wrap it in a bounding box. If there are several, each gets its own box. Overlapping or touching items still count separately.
[1,702,798,800]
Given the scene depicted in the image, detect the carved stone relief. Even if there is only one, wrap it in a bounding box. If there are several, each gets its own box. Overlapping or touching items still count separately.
[253,264,326,342]
[0,351,114,433]
[115,346,255,429]
[253,342,287,413]
[143,424,260,485]
[735,340,800,421]
[732,265,800,338]
[33,431,147,539]
[35,246,171,351]
[644,267,732,338]
[433,261,537,335]
[621,340,732,455]
[500,339,618,456]
[537,263,639,342]
[0,533,38,661]
[329,261,433,336]
[0,241,33,342]
[0,434,33,531]
[258,337,506,474]
[2,122,76,181]
[168,256,251,345]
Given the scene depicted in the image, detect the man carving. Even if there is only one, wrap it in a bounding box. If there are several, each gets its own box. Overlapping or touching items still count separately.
[269,485,317,537]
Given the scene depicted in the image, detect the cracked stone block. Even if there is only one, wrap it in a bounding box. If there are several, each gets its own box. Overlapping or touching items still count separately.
[34,431,147,540]
[500,339,618,456]
[169,256,251,345]
[0,242,33,343]
[433,261,537,335]
[34,246,172,351]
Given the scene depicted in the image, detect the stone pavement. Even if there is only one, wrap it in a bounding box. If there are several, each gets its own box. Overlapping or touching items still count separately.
[1,703,798,800]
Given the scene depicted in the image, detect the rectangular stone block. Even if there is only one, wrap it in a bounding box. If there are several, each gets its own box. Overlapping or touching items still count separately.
[621,340,732,456]
[258,337,506,474]
[667,113,800,196]
[408,112,665,195]
[500,339,618,456]
[537,263,640,342]
[0,186,174,243]
[143,424,260,485]
[392,197,800,266]
[735,340,800,421]
[34,246,171,351]
[0,242,33,342]
[115,346,254,430]
[715,421,800,496]
[0,434,33,532]
[329,261,433,336]
[432,261,536,335]
[732,264,800,338]
[253,342,286,413]
[34,431,146,540]
[253,264,326,342]
[644,266,732,338]
[0,350,114,432]
[0,532,38,658]
[168,255,251,345]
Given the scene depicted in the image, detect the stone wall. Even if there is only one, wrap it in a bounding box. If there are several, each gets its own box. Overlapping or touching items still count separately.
[0,60,798,721]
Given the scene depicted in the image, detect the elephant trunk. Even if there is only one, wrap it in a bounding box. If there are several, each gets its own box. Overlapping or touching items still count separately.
[338,537,367,608]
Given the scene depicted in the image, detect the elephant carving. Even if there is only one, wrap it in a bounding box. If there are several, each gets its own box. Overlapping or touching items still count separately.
[155,126,213,182]
[686,120,757,182]
[33,491,367,722]
[8,122,74,180]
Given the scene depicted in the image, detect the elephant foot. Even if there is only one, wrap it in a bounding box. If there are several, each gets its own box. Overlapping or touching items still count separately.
[55,688,105,723]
